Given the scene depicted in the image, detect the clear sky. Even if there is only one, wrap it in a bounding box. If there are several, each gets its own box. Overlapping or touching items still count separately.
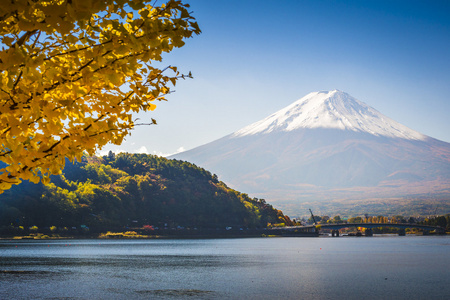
[101,0,450,156]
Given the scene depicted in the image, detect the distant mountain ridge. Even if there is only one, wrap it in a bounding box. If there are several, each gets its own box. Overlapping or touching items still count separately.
[0,154,291,230]
[171,90,450,216]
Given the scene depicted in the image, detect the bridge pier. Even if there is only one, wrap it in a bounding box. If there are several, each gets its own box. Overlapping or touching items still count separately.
[398,228,406,236]
[423,230,430,236]
[436,228,446,235]
[331,230,340,237]
[365,228,373,237]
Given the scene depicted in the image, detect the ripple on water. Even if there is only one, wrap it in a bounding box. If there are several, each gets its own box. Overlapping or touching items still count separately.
[135,289,215,297]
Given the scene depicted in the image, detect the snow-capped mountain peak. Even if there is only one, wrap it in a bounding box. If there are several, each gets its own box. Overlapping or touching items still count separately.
[172,90,450,215]
[232,90,426,141]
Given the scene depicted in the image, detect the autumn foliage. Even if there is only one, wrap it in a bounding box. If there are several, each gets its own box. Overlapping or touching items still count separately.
[0,154,285,230]
[0,0,200,192]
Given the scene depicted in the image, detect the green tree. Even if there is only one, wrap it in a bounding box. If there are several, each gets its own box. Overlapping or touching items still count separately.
[348,216,363,223]
[332,215,342,223]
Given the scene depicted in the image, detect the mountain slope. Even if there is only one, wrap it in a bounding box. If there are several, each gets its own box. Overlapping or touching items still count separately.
[0,154,291,230]
[171,90,450,216]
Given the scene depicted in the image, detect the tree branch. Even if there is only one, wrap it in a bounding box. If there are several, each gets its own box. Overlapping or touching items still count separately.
[13,30,38,48]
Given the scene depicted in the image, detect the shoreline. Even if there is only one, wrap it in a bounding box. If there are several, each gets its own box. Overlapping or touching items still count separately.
[3,232,446,240]
[0,230,320,240]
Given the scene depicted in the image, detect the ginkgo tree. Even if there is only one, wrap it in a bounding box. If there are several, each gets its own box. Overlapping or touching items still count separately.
[0,0,200,193]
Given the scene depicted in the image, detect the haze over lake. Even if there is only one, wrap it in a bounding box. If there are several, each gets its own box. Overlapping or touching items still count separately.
[1,236,449,299]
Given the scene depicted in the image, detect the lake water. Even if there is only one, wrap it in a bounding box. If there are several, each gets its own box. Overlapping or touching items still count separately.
[1,236,449,299]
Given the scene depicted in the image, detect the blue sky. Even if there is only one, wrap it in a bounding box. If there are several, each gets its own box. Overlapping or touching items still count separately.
[103,0,450,156]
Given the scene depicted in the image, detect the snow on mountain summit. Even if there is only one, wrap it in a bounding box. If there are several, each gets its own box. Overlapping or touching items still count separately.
[232,90,427,141]
[172,90,450,214]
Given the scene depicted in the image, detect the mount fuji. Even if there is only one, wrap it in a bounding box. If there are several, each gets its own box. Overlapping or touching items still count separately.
[171,90,450,216]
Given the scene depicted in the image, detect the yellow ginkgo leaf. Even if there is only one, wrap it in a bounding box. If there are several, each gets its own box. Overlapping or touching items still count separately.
[0,0,200,193]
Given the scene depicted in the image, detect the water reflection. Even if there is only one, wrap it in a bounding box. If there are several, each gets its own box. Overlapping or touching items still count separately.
[1,237,449,299]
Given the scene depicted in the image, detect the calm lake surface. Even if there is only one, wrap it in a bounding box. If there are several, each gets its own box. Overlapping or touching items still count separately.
[1,236,449,299]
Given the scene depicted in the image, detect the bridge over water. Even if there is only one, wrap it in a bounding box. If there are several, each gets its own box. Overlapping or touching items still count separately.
[269,223,445,237]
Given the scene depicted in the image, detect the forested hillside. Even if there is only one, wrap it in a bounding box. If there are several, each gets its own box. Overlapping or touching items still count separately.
[0,153,291,233]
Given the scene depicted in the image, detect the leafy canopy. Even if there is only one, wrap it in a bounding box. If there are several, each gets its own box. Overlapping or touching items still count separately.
[0,153,289,229]
[0,0,200,192]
